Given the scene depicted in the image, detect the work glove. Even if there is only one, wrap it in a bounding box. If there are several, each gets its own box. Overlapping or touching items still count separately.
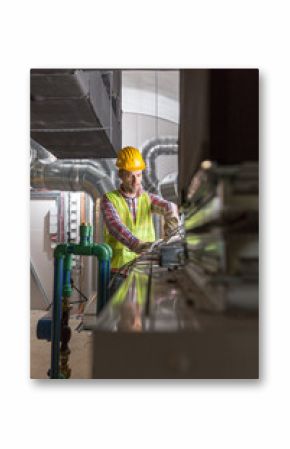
[132,241,153,254]
[164,235,183,245]
[164,216,180,238]
[148,239,164,251]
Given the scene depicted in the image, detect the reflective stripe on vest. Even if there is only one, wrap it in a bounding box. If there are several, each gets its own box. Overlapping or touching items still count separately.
[104,190,155,269]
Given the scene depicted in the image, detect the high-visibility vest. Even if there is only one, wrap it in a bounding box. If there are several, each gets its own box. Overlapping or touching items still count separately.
[104,190,155,269]
[111,268,149,305]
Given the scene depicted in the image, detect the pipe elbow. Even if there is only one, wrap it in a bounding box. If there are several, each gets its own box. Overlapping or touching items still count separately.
[92,244,111,261]
[100,243,113,259]
[54,244,67,258]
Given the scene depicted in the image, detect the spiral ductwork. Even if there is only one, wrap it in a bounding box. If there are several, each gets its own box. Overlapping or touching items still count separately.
[158,172,178,203]
[141,137,178,193]
[30,140,114,241]
[30,140,114,200]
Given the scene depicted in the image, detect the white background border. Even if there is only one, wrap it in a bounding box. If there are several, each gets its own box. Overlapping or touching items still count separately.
[1,1,289,448]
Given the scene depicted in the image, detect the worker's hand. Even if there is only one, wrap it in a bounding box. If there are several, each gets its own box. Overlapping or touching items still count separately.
[164,217,180,238]
[132,241,153,254]
[164,235,183,245]
[149,239,164,251]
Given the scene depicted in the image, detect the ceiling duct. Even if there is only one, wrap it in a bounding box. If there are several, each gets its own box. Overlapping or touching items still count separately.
[31,158,113,202]
[141,137,178,193]
[30,69,122,159]
[30,138,56,164]
[30,140,114,239]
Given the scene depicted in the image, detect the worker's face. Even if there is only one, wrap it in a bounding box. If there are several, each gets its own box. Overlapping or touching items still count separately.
[119,170,143,194]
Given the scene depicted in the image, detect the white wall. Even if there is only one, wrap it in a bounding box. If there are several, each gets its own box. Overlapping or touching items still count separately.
[30,199,55,309]
[122,113,178,183]
[122,70,179,187]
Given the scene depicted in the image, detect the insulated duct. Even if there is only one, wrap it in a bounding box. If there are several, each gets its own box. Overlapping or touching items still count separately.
[100,158,118,188]
[31,159,114,200]
[158,172,178,204]
[141,137,178,193]
[30,138,57,164]
[31,140,114,200]
[30,140,114,239]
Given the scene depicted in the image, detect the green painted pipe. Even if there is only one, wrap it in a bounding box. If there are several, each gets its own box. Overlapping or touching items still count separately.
[50,254,64,379]
[93,244,111,314]
[63,254,73,297]
[54,242,111,258]
[80,223,93,246]
[51,232,112,378]
[98,243,112,308]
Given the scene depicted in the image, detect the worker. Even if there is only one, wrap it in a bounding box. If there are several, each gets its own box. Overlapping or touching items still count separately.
[101,146,180,297]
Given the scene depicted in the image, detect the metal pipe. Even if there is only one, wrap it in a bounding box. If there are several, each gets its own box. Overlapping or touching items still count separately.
[92,244,112,314]
[99,243,112,308]
[54,242,112,313]
[50,255,64,379]
[97,260,108,314]
[49,239,112,377]
[141,137,178,193]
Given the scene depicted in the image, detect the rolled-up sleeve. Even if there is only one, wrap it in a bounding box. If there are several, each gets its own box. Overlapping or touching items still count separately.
[149,193,180,237]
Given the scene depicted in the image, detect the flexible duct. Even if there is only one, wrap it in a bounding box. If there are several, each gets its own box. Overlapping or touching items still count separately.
[141,137,178,193]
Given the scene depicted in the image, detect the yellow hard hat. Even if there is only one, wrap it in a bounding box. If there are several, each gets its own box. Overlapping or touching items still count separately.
[116,146,146,171]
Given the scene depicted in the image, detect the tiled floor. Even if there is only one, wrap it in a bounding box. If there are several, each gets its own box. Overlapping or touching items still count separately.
[30,310,93,379]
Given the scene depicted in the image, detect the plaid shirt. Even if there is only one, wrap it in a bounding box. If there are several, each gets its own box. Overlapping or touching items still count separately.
[101,185,178,250]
